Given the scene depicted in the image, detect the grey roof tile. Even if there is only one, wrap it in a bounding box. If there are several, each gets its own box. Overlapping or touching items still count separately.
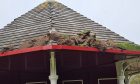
[0,1,131,50]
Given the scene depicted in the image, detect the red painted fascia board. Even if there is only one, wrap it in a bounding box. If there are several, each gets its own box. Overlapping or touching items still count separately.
[105,49,140,55]
[0,46,44,57]
[43,45,99,51]
[0,45,140,57]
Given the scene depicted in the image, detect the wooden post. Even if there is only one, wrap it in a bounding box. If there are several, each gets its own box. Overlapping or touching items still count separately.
[49,51,58,84]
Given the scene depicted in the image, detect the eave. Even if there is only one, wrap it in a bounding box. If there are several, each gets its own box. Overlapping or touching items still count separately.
[0,45,140,57]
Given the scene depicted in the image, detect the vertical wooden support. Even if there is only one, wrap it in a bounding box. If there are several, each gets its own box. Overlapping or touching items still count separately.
[49,51,58,84]
[116,61,125,84]
[118,75,125,84]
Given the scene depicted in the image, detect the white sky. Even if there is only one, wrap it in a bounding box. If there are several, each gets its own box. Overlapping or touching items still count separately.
[0,0,140,44]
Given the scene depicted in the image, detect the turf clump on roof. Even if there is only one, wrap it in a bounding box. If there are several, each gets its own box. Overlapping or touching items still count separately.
[1,30,139,53]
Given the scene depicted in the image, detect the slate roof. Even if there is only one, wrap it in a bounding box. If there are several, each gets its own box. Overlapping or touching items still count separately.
[0,1,131,50]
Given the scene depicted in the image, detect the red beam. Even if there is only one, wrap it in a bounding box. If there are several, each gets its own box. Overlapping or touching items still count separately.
[44,45,100,52]
[0,45,140,57]
[0,46,43,57]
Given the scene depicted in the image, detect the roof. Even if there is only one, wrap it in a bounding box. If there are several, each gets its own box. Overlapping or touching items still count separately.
[0,45,140,57]
[0,1,130,51]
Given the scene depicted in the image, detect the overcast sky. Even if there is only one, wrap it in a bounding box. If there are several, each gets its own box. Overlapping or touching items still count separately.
[0,0,140,44]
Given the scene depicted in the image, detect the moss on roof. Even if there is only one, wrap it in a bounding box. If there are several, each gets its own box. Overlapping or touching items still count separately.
[117,42,140,51]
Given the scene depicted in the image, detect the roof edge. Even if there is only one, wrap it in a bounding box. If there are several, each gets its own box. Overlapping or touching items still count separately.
[0,45,140,57]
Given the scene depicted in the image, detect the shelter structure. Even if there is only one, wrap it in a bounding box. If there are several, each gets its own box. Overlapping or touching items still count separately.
[0,1,140,84]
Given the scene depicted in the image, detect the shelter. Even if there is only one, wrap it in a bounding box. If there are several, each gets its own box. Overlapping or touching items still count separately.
[0,0,140,84]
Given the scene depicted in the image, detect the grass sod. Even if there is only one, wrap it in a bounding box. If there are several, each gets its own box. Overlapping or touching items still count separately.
[116,42,140,51]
